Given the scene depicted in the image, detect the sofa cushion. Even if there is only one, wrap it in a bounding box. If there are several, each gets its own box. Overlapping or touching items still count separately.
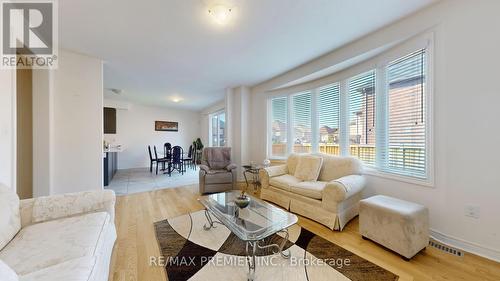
[286,153,301,176]
[204,172,233,184]
[0,259,18,281]
[294,155,323,181]
[0,184,21,251]
[290,181,327,200]
[315,154,363,181]
[0,212,109,275]
[19,257,96,281]
[269,174,302,191]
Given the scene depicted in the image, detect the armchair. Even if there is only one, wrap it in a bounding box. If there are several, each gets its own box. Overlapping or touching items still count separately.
[199,147,237,194]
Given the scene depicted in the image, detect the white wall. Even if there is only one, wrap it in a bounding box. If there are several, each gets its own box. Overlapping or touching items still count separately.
[249,0,500,261]
[227,86,251,179]
[0,69,16,190]
[105,102,200,169]
[50,50,104,194]
[32,70,52,197]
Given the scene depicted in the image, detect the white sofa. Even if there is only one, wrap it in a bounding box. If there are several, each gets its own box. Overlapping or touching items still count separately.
[259,153,365,230]
[0,184,116,281]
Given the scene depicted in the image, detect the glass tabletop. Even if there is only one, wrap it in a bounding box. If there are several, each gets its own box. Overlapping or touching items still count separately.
[198,191,298,241]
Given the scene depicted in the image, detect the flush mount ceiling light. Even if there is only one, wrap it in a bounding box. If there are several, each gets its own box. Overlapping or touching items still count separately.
[208,5,232,25]
[170,96,183,103]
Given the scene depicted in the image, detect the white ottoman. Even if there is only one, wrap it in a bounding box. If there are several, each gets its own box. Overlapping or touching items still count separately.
[359,195,429,260]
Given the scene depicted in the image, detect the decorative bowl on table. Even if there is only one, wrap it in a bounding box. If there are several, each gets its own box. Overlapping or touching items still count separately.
[234,194,251,208]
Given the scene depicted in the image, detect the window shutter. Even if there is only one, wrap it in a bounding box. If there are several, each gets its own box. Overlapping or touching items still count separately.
[292,92,312,153]
[318,83,340,155]
[383,49,427,178]
[348,70,376,165]
[271,97,288,157]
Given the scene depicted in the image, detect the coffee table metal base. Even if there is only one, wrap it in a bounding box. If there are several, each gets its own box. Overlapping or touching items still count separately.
[203,209,291,281]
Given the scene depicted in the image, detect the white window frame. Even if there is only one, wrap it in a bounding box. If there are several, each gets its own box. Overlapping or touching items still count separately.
[209,110,226,147]
[266,32,434,187]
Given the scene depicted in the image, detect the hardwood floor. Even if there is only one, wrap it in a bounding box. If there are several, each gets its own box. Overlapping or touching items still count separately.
[109,185,500,281]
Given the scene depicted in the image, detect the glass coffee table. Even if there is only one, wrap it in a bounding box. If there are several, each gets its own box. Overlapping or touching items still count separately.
[198,191,298,281]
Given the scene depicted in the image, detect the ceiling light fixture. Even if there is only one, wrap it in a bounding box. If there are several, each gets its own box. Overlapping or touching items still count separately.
[208,5,232,25]
[170,96,183,103]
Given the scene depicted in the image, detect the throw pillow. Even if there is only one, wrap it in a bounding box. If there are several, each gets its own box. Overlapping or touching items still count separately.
[0,184,21,251]
[294,155,323,181]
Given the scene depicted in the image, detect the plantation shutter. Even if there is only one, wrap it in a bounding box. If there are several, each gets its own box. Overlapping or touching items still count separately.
[385,49,426,178]
[348,70,376,165]
[292,92,312,153]
[318,83,340,155]
[271,97,288,157]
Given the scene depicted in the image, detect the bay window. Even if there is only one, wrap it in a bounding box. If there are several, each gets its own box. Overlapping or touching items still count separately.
[268,45,431,182]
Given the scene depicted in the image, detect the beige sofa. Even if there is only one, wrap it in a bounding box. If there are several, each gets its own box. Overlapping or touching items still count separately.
[260,153,365,230]
[0,184,116,281]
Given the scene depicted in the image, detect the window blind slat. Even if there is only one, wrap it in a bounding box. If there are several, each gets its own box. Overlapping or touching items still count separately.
[384,49,427,178]
[271,97,288,157]
[348,70,376,165]
[268,48,429,181]
[318,83,340,155]
[292,92,312,153]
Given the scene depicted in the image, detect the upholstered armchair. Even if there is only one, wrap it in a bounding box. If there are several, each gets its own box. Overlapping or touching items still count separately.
[199,147,237,194]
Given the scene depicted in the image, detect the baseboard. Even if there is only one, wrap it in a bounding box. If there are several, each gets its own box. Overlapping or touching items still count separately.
[430,229,500,262]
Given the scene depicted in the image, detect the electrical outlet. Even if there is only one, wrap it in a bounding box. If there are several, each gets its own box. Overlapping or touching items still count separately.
[464,205,480,219]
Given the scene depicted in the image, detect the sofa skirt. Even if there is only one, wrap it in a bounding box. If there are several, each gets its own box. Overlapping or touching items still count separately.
[261,186,361,231]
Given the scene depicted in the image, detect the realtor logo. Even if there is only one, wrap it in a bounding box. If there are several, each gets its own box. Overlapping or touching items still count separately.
[1,0,58,69]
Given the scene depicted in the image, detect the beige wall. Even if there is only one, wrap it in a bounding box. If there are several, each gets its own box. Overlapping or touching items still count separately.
[16,69,33,199]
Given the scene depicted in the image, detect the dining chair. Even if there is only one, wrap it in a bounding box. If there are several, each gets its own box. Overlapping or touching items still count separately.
[148,145,156,173]
[154,146,169,175]
[164,143,172,159]
[171,146,184,175]
[183,145,194,170]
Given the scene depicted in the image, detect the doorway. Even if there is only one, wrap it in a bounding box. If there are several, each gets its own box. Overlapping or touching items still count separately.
[16,68,33,199]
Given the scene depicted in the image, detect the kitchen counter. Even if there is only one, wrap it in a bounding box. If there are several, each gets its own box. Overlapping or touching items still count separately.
[103,146,123,186]
[103,146,124,153]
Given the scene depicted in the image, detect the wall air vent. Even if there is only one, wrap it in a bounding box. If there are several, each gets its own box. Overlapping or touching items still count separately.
[429,239,464,257]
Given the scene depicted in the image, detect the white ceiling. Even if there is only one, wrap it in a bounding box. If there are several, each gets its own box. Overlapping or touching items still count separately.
[59,0,437,111]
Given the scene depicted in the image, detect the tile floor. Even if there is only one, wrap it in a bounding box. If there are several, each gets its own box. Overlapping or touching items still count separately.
[105,166,199,195]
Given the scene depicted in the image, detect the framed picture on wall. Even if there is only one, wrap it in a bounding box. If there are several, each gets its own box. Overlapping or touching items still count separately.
[155,121,178,132]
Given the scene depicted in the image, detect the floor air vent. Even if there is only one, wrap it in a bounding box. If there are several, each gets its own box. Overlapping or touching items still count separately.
[429,239,464,257]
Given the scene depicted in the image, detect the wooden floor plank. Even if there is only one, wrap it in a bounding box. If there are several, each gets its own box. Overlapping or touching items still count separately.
[109,184,500,281]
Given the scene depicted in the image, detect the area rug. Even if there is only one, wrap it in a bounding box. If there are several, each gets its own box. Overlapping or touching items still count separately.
[154,210,399,281]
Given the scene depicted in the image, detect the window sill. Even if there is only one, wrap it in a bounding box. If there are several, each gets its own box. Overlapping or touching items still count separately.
[363,166,435,188]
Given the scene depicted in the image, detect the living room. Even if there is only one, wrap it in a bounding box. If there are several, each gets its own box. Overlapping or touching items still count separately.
[1,0,500,281]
